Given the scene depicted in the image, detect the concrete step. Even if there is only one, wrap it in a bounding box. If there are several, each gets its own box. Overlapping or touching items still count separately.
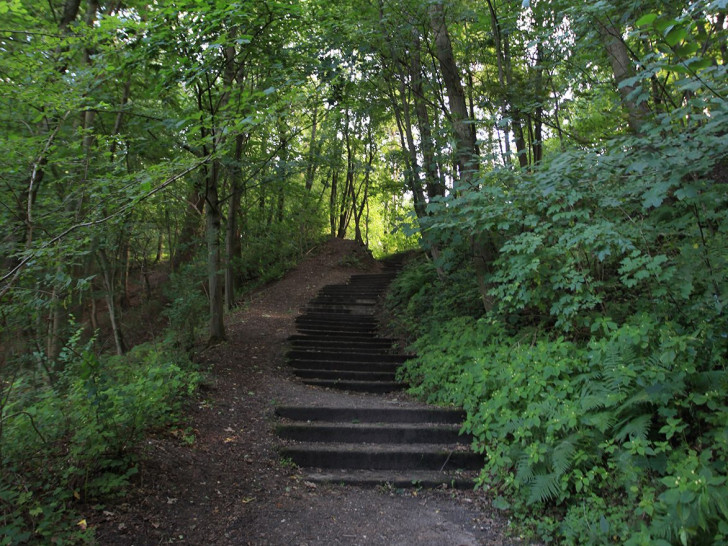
[319,284,387,291]
[279,444,482,471]
[296,328,379,338]
[288,360,400,373]
[293,320,378,333]
[293,369,396,381]
[301,469,477,489]
[301,379,404,393]
[275,406,466,424]
[317,289,385,295]
[310,297,378,305]
[289,340,396,354]
[276,422,467,444]
[288,334,398,346]
[305,304,377,314]
[296,313,378,324]
[287,350,411,363]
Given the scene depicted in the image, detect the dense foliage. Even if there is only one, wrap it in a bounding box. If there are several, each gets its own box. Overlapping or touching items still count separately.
[387,12,728,541]
[2,0,727,541]
[1,334,200,543]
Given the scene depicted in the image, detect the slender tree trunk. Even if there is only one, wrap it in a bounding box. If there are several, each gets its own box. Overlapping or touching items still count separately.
[486,0,527,167]
[276,120,288,224]
[304,105,319,191]
[174,183,205,269]
[97,249,126,355]
[429,1,478,189]
[596,19,650,133]
[385,76,427,219]
[353,124,374,245]
[410,31,445,199]
[533,43,544,164]
[329,170,338,237]
[225,134,245,310]
[206,159,226,343]
[502,33,528,168]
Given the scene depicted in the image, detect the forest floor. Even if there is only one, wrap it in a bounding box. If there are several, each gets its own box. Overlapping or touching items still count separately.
[90,238,523,545]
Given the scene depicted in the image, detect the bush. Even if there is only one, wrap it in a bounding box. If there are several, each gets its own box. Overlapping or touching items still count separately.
[398,310,728,544]
[385,256,484,341]
[164,258,209,349]
[0,332,200,544]
[391,86,728,542]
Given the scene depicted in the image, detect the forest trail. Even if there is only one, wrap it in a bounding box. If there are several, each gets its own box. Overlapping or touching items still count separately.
[277,259,483,489]
[92,239,517,545]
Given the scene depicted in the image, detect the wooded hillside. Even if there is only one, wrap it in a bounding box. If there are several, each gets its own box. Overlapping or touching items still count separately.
[1,0,726,543]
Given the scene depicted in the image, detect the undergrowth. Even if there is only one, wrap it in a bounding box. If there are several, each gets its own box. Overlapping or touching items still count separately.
[0,330,200,544]
[386,62,728,543]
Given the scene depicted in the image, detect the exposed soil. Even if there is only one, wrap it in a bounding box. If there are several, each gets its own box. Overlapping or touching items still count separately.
[90,238,522,545]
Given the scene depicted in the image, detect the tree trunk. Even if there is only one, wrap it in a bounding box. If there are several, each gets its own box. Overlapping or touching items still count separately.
[329,169,338,237]
[353,124,374,245]
[410,31,445,199]
[206,159,226,343]
[533,44,544,164]
[97,249,126,355]
[304,105,319,191]
[596,19,649,133]
[225,134,245,310]
[429,1,478,189]
[486,0,527,168]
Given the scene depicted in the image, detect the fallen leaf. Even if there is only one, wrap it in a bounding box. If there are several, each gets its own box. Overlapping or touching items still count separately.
[77,519,87,530]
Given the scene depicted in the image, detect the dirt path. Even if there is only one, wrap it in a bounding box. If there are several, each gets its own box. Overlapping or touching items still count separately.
[92,239,518,545]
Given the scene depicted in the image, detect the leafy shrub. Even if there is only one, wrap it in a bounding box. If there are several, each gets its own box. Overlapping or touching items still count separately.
[163,258,209,349]
[385,256,484,341]
[0,332,200,544]
[392,59,728,543]
[399,312,728,544]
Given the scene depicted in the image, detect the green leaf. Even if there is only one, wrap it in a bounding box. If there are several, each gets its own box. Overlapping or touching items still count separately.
[642,181,673,209]
[665,27,688,47]
[675,42,699,57]
[635,13,658,27]
[492,496,511,510]
[654,18,678,33]
[600,515,610,534]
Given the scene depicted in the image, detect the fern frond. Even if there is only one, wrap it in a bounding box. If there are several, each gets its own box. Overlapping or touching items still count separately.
[618,390,652,412]
[613,413,652,443]
[580,410,617,433]
[527,471,562,504]
[516,452,535,484]
[580,379,615,411]
[550,436,577,477]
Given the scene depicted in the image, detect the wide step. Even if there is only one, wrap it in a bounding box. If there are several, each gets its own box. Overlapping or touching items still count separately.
[276,422,467,444]
[280,444,482,471]
[275,406,465,424]
[303,470,477,489]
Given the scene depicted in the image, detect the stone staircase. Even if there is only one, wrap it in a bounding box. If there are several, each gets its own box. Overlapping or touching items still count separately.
[275,256,482,488]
